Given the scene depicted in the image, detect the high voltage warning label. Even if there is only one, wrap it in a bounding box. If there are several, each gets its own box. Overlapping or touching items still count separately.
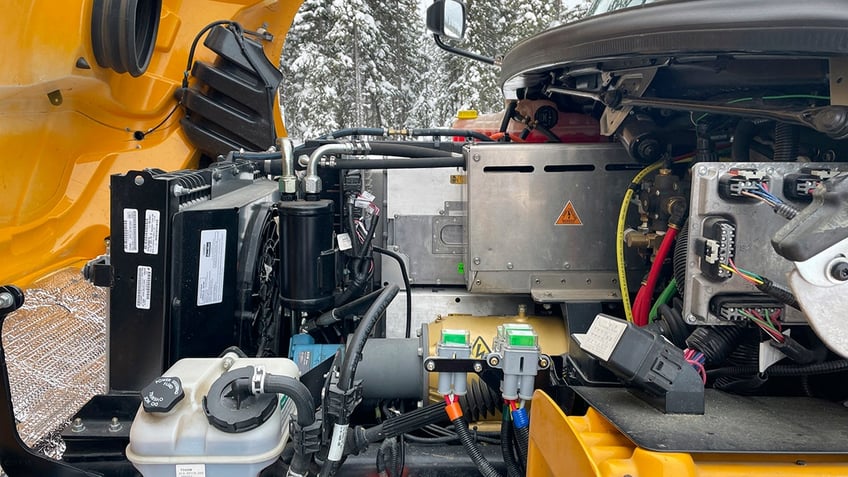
[471,336,492,358]
[555,200,583,226]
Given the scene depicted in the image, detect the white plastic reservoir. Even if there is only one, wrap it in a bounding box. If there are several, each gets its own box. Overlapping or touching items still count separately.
[126,354,300,477]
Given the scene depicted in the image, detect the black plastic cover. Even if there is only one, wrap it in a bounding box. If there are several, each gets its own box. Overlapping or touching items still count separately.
[141,377,185,413]
[203,367,276,433]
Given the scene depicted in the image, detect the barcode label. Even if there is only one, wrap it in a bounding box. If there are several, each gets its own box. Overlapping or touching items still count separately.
[176,464,206,477]
[143,210,160,255]
[197,230,227,306]
[136,266,152,310]
[123,209,139,253]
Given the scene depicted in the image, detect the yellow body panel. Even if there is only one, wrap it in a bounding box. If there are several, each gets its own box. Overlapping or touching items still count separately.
[527,389,848,476]
[0,0,301,287]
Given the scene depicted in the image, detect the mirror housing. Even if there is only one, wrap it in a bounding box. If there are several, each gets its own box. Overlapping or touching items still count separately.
[426,0,467,41]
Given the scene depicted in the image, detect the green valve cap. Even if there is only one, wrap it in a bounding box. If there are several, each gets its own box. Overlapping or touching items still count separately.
[441,329,470,345]
[506,330,538,348]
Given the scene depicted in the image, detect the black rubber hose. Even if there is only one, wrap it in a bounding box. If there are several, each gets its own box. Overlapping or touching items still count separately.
[513,425,529,471]
[732,120,756,162]
[263,374,315,427]
[328,157,465,170]
[500,101,518,135]
[373,247,412,339]
[774,122,799,162]
[406,128,494,142]
[367,142,455,158]
[338,285,400,393]
[319,128,387,140]
[707,359,848,378]
[452,416,504,477]
[231,151,282,160]
[501,412,521,477]
[314,288,386,328]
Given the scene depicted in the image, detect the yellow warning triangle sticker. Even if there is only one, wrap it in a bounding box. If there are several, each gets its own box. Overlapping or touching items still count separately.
[555,200,583,226]
[471,336,492,359]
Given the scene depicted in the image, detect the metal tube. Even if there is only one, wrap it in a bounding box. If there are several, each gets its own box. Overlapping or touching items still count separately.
[305,142,365,193]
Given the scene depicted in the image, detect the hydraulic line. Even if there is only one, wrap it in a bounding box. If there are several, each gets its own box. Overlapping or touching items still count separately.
[328,156,465,170]
[616,159,665,323]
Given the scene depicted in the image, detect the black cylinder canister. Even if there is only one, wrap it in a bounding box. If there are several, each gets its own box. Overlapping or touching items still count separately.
[277,199,336,311]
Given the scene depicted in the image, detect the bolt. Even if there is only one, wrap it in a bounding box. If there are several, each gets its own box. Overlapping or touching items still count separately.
[586,278,592,285]
[474,280,481,286]
[222,356,235,370]
[830,261,848,281]
[507,262,514,270]
[539,358,549,368]
[392,245,399,252]
[212,171,222,180]
[489,356,500,367]
[134,175,145,186]
[473,154,481,162]
[563,262,571,269]
[0,293,14,310]
[535,278,541,285]
[425,361,436,371]
[698,166,708,176]
[473,362,483,373]
[473,257,481,265]
[71,418,85,433]
[108,417,122,432]
[173,184,185,197]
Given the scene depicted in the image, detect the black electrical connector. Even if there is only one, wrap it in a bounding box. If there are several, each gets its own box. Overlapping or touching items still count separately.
[696,217,736,281]
[577,314,704,414]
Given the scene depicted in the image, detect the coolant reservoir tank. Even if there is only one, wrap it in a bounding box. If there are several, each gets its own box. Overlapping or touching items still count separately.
[126,355,299,477]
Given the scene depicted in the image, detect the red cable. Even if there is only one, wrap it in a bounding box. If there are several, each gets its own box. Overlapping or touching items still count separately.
[633,227,679,326]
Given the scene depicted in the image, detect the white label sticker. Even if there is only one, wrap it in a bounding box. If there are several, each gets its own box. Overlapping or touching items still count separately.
[143,210,160,255]
[176,464,206,477]
[123,208,139,253]
[759,330,791,373]
[337,233,353,251]
[577,314,628,361]
[136,266,152,310]
[197,229,227,306]
[327,423,349,461]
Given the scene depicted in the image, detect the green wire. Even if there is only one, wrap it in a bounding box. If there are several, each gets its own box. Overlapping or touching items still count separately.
[649,278,678,323]
[693,94,831,124]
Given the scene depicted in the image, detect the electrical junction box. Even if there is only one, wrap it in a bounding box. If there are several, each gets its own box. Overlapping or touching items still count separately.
[464,143,645,301]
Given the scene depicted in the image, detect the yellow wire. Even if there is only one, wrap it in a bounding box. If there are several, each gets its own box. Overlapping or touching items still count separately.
[719,263,764,285]
[616,159,666,323]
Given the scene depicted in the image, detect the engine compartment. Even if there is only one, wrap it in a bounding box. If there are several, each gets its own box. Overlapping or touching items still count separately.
[3,0,848,476]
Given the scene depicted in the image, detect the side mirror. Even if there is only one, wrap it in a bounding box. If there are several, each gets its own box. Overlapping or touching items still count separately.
[426,0,467,41]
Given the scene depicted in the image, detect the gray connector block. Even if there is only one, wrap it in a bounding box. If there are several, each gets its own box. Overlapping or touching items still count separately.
[490,325,541,401]
[436,341,471,396]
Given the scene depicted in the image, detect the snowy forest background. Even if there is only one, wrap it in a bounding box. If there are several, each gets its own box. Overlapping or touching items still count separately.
[280,0,594,140]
